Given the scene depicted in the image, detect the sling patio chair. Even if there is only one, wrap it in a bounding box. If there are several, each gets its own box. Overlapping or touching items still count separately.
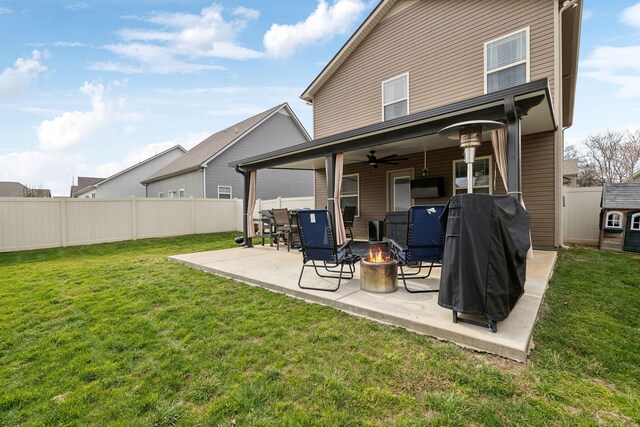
[342,205,356,240]
[296,209,361,291]
[388,204,446,293]
[272,208,298,251]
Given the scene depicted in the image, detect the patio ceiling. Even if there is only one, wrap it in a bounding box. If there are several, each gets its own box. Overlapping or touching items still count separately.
[230,79,555,171]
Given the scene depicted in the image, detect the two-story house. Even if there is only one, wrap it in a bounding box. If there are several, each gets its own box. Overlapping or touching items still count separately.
[231,0,582,249]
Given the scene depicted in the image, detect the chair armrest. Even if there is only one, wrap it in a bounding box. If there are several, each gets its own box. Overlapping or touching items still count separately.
[387,238,404,252]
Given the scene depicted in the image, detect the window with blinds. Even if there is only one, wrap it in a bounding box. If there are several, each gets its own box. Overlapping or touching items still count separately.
[485,28,529,93]
[382,73,408,121]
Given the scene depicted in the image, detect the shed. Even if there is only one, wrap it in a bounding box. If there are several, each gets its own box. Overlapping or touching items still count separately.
[599,183,640,252]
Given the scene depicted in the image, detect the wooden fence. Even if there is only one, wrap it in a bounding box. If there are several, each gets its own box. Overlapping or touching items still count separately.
[0,196,314,253]
[562,187,602,245]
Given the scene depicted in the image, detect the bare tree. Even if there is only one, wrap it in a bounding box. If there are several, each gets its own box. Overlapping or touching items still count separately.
[564,145,604,187]
[582,130,639,183]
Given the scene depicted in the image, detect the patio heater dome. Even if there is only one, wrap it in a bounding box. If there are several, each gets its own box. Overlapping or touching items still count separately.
[438,120,505,193]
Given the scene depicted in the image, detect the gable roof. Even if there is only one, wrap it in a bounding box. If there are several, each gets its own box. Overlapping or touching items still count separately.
[0,181,51,197]
[301,0,397,102]
[602,183,640,209]
[142,103,309,184]
[71,176,104,197]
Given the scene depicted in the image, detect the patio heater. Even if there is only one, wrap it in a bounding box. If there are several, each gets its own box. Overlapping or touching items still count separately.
[438,120,504,193]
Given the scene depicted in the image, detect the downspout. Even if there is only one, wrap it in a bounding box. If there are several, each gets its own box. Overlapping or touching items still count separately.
[234,165,253,248]
[202,166,207,198]
[556,0,578,248]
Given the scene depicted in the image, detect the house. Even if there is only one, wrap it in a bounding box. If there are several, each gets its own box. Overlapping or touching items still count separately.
[563,159,578,187]
[0,182,51,197]
[599,183,640,253]
[70,176,104,198]
[74,145,185,198]
[634,170,640,183]
[231,0,582,249]
[142,103,312,199]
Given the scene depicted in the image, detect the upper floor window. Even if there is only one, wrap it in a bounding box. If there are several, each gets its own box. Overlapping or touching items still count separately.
[341,174,359,216]
[630,213,640,231]
[218,185,232,199]
[605,211,622,229]
[453,156,492,195]
[382,73,408,121]
[485,28,529,93]
[168,191,176,198]
[178,189,186,198]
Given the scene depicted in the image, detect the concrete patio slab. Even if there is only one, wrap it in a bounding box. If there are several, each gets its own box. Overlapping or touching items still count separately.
[170,245,556,362]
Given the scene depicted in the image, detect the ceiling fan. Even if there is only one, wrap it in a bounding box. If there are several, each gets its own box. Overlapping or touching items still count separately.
[365,150,408,168]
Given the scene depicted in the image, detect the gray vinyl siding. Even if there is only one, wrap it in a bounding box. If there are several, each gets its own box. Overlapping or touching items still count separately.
[313,0,555,139]
[205,111,313,200]
[95,148,184,198]
[146,170,204,198]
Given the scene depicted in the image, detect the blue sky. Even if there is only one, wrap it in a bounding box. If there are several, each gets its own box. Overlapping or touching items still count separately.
[0,0,638,196]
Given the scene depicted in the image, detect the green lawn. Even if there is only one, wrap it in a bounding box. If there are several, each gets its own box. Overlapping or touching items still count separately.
[0,235,638,426]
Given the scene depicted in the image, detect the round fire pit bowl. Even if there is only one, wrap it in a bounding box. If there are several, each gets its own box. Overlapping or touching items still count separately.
[360,258,398,293]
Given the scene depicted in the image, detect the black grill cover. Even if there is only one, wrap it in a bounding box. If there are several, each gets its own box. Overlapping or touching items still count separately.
[438,194,530,322]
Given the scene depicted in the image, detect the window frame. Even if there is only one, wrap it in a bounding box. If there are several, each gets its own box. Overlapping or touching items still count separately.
[484,27,530,94]
[158,192,165,198]
[218,185,232,199]
[340,173,360,217]
[452,156,493,195]
[381,72,409,121]
[630,213,640,231]
[178,189,186,198]
[605,211,623,229]
[168,191,176,198]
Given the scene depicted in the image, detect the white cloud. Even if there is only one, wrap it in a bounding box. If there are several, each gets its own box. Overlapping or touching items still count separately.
[582,9,594,22]
[580,46,640,97]
[94,3,262,74]
[65,2,89,11]
[0,50,48,99]
[0,150,87,196]
[0,7,12,14]
[263,0,367,59]
[36,81,141,152]
[620,3,640,28]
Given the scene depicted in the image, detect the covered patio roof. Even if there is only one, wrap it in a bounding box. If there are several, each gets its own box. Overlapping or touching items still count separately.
[229,79,555,171]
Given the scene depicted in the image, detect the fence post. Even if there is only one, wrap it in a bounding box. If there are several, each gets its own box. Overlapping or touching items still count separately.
[60,198,67,248]
[277,196,282,208]
[131,196,138,240]
[190,197,196,234]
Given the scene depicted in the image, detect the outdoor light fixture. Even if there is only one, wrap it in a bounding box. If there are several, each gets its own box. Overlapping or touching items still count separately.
[438,120,505,193]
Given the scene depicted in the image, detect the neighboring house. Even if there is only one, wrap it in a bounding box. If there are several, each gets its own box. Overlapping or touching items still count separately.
[599,183,640,253]
[142,103,312,199]
[0,182,51,197]
[71,176,104,198]
[634,170,640,183]
[231,0,582,249]
[563,159,578,187]
[74,145,186,198]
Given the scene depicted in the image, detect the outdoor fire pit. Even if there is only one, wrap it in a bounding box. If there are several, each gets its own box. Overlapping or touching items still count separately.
[360,247,398,293]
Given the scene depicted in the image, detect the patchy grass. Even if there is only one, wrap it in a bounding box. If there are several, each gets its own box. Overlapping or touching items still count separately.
[0,235,638,425]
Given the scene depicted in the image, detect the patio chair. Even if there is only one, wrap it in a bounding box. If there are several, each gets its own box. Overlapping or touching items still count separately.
[388,204,446,293]
[342,206,356,240]
[296,209,361,291]
[272,208,298,251]
[259,210,276,246]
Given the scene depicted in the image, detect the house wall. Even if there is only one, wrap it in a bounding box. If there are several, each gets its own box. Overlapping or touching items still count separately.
[146,170,204,198]
[205,110,313,200]
[96,148,184,198]
[312,0,556,139]
[314,131,556,248]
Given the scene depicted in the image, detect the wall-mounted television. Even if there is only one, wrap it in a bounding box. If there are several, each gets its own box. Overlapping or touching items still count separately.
[411,177,445,198]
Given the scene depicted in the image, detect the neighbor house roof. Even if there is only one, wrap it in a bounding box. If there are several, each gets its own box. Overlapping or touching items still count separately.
[0,181,51,197]
[564,159,578,176]
[71,176,104,197]
[142,103,309,184]
[602,183,640,209]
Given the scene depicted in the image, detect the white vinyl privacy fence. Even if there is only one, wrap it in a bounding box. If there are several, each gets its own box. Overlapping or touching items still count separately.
[0,196,314,253]
[562,187,602,245]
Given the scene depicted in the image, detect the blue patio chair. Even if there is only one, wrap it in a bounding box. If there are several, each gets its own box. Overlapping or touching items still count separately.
[296,209,361,291]
[388,204,446,293]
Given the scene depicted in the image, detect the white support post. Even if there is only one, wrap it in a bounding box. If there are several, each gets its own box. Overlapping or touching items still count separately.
[190,197,196,234]
[60,198,67,248]
[131,196,138,240]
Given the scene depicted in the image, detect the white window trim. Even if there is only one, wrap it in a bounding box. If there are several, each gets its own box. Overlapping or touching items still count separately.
[178,189,186,198]
[217,185,232,199]
[158,192,165,198]
[452,156,493,195]
[630,213,640,231]
[341,173,360,217]
[381,72,409,121]
[168,191,176,198]
[605,211,623,229]
[484,27,530,94]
